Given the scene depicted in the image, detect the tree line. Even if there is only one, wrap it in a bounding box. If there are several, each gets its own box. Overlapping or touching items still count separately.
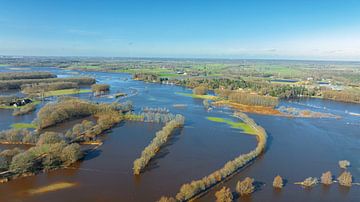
[21,82,79,94]
[0,72,56,80]
[133,114,185,175]
[0,77,95,90]
[322,90,360,103]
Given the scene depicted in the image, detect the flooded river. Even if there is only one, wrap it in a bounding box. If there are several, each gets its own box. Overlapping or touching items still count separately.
[0,66,359,202]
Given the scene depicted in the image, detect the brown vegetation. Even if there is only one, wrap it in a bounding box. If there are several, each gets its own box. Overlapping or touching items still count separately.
[215,186,233,202]
[337,171,352,187]
[236,177,255,196]
[320,171,333,185]
[157,196,177,202]
[214,100,282,116]
[273,175,284,189]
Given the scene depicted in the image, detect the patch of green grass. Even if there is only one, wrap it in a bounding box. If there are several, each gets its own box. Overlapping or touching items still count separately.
[44,89,91,97]
[176,92,219,100]
[11,123,37,129]
[206,116,256,134]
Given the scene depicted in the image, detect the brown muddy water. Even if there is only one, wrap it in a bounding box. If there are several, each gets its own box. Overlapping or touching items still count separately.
[0,67,359,202]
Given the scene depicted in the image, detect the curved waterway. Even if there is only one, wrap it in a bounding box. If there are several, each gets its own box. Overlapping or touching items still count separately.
[0,66,359,202]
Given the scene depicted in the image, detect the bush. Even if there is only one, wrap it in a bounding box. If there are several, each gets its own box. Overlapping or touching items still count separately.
[296,177,318,187]
[215,186,233,202]
[236,177,255,196]
[0,148,23,171]
[338,171,352,187]
[273,175,284,188]
[10,151,37,173]
[320,171,333,185]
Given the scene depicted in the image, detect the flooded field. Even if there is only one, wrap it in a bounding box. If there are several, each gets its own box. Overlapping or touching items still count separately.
[0,66,359,202]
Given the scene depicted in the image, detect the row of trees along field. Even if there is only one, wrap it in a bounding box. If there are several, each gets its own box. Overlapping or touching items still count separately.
[0,77,95,90]
[322,90,360,103]
[215,89,279,107]
[133,114,185,175]
[0,72,56,80]
[21,82,79,94]
[158,112,267,201]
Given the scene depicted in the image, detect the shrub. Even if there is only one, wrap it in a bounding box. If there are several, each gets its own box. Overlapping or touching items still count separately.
[338,171,352,187]
[10,151,37,173]
[215,186,233,202]
[339,160,350,169]
[273,175,284,188]
[0,129,38,144]
[320,171,333,185]
[236,177,255,196]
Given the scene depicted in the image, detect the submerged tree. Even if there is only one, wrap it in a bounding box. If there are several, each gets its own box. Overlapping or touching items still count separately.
[338,171,352,187]
[320,171,333,185]
[215,186,233,202]
[295,177,318,188]
[236,177,255,196]
[338,160,350,169]
[273,175,284,189]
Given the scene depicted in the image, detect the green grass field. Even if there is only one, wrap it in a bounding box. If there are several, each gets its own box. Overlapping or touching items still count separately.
[175,92,219,100]
[44,89,91,97]
[206,116,256,134]
[11,123,37,129]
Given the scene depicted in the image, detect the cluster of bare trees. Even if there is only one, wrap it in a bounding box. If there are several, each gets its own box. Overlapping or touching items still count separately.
[323,90,360,104]
[216,89,279,107]
[171,112,267,201]
[133,114,185,175]
[21,82,78,94]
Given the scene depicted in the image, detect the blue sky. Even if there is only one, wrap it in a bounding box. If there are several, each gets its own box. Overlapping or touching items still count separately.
[0,0,360,60]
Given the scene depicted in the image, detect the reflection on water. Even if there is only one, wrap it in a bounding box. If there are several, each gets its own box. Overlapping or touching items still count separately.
[0,67,359,202]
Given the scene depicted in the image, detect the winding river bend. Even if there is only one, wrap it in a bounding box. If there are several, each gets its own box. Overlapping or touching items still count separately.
[0,66,359,202]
